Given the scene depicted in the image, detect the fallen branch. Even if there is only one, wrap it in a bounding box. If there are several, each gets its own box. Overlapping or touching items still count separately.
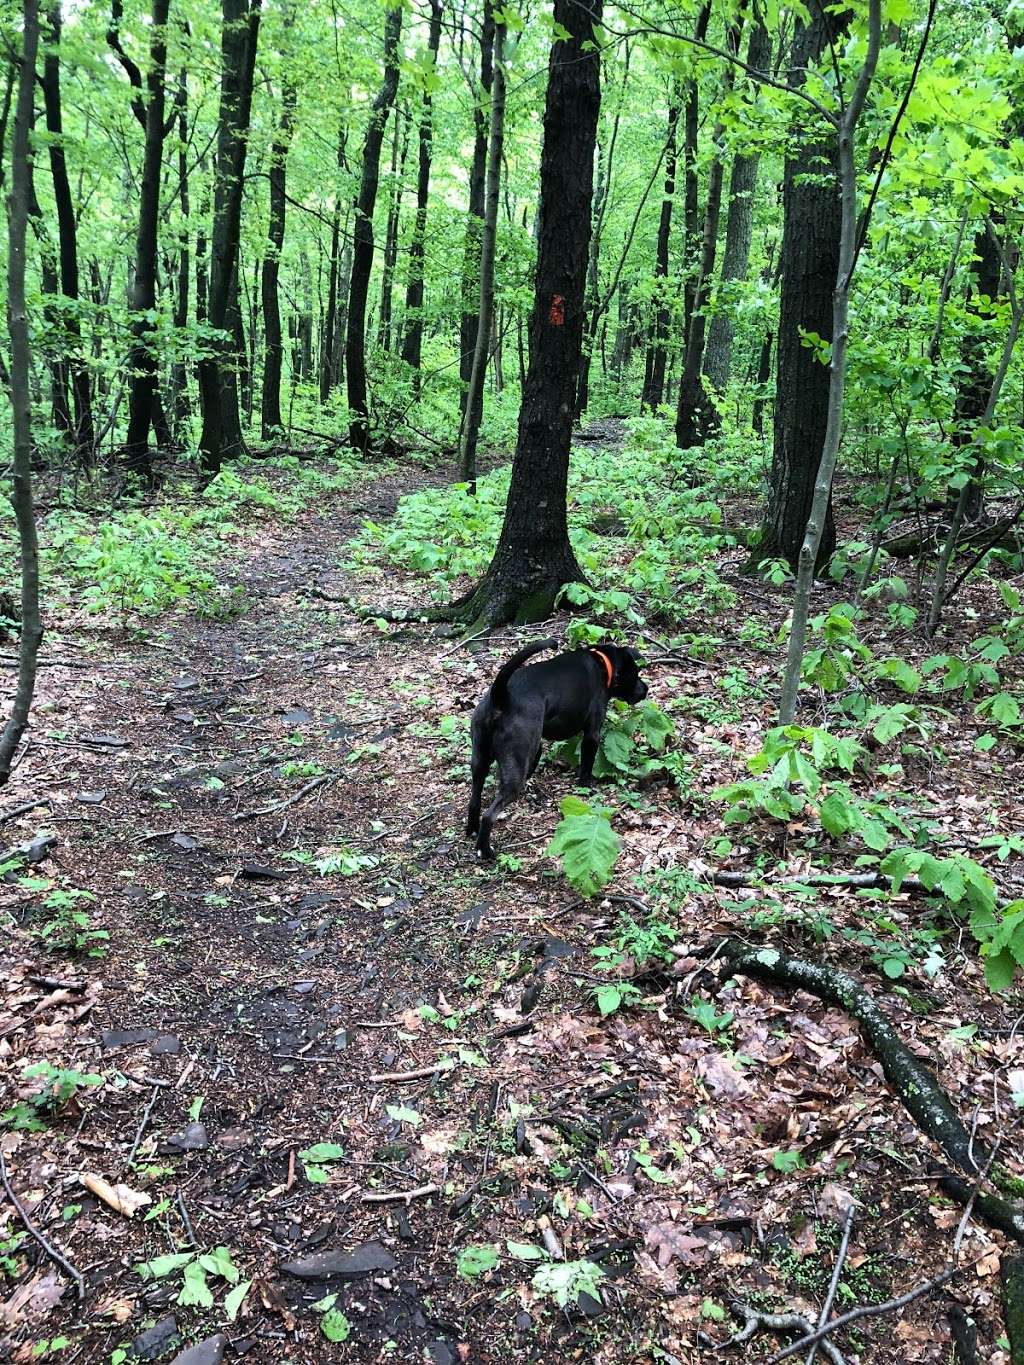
[126,1083,162,1166]
[721,1301,846,1365]
[360,1182,441,1204]
[719,941,988,1178]
[807,1206,854,1365]
[233,772,337,823]
[0,797,51,824]
[369,1062,456,1084]
[0,1146,84,1299]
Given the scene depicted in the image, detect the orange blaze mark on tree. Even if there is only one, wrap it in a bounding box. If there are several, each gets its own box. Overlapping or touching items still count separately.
[549,294,565,326]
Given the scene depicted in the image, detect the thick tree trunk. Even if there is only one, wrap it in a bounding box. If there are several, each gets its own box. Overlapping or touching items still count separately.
[458,23,507,489]
[459,1,494,421]
[675,13,744,450]
[198,0,262,478]
[641,92,680,411]
[110,0,170,480]
[261,78,296,436]
[401,0,443,391]
[43,1,95,461]
[703,20,771,392]
[757,7,853,574]
[346,5,403,454]
[457,0,603,627]
[0,0,42,785]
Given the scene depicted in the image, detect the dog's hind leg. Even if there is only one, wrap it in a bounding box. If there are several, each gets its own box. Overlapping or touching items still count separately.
[466,739,492,837]
[476,752,527,861]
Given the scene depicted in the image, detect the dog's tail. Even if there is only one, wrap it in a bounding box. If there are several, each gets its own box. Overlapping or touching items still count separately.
[489,637,557,711]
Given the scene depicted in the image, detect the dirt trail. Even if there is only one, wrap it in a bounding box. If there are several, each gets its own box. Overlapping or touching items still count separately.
[1,457,1019,1364]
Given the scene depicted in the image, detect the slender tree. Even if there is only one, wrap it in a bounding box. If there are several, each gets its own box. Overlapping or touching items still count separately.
[401,0,443,390]
[169,67,191,439]
[459,0,494,421]
[346,4,403,454]
[681,1,712,351]
[320,125,346,403]
[42,1,95,460]
[261,75,297,437]
[452,0,604,626]
[198,0,262,478]
[641,89,680,411]
[1,0,42,785]
[458,22,507,490]
[108,0,173,480]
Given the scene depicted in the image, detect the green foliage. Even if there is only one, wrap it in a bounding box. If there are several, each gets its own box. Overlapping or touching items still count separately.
[547,796,620,896]
[531,1258,605,1308]
[2,1062,103,1132]
[549,699,680,786]
[136,1246,242,1312]
[28,883,108,957]
[457,1245,499,1280]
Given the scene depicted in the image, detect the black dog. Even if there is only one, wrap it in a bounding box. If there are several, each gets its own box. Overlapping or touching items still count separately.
[466,638,648,861]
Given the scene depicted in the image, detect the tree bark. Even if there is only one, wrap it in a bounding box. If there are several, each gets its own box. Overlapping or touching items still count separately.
[401,0,443,391]
[777,2,881,723]
[0,0,43,785]
[675,10,744,450]
[197,0,262,478]
[757,7,854,577]
[641,90,680,411]
[459,0,494,422]
[681,2,712,353]
[42,1,95,461]
[458,23,507,490]
[455,0,603,627]
[346,4,403,454]
[703,19,771,392]
[109,0,171,481]
[319,125,346,403]
[169,67,191,440]
[376,111,408,354]
[261,76,296,436]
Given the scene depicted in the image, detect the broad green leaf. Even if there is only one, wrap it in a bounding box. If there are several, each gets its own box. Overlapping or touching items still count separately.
[506,1241,547,1260]
[457,1245,498,1279]
[321,1311,351,1342]
[224,1278,252,1322]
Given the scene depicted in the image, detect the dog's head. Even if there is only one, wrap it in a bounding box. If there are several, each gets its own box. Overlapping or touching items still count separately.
[601,644,648,705]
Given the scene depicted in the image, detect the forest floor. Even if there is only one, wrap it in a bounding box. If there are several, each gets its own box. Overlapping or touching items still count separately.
[2,426,1023,1365]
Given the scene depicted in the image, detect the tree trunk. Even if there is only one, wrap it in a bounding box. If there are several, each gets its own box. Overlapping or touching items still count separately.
[757,7,854,575]
[703,20,771,392]
[0,0,42,785]
[458,23,507,489]
[640,91,680,411]
[456,0,603,627]
[169,68,191,440]
[320,125,346,403]
[261,74,296,437]
[376,112,408,354]
[346,4,403,454]
[401,0,443,392]
[675,11,744,450]
[777,2,881,723]
[681,2,713,352]
[459,0,494,421]
[297,249,313,379]
[25,115,69,447]
[198,0,262,478]
[333,229,351,388]
[110,0,171,480]
[43,1,95,461]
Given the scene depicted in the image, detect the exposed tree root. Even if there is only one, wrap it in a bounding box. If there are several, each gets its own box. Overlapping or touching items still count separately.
[1002,1255,1024,1364]
[718,941,1024,1224]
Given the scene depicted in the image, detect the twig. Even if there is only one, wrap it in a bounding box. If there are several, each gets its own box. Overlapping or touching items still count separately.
[723,1302,846,1365]
[369,1061,456,1084]
[0,1146,85,1299]
[126,1083,162,1167]
[0,798,51,824]
[807,1206,855,1365]
[176,1188,197,1248]
[233,772,337,822]
[360,1182,441,1204]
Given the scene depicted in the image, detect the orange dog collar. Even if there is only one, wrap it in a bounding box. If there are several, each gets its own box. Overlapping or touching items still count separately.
[591,649,614,690]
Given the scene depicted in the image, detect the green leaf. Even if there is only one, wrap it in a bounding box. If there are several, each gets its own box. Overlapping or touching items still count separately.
[532,1259,604,1308]
[385,1104,422,1127]
[198,1247,239,1283]
[772,1150,804,1173]
[547,800,620,897]
[224,1278,252,1322]
[299,1142,345,1164]
[506,1241,548,1260]
[881,957,906,979]
[136,1253,194,1281]
[457,1245,498,1279]
[983,948,1016,992]
[595,984,624,1016]
[321,1311,351,1342]
[819,790,858,838]
[178,1261,213,1309]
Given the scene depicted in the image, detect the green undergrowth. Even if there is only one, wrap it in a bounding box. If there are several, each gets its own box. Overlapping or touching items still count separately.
[349,414,741,631]
[1,455,362,627]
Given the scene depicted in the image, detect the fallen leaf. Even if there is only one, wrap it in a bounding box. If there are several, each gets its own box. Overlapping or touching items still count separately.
[645,1223,708,1268]
[79,1172,152,1218]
